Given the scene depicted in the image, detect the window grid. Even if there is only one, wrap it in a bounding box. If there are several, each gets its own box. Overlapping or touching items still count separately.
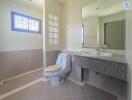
[48,14,59,45]
[11,11,41,33]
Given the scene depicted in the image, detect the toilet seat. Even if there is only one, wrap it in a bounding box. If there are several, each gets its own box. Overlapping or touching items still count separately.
[44,65,61,72]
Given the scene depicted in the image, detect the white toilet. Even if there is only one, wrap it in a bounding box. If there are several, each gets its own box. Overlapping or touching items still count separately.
[43,53,71,86]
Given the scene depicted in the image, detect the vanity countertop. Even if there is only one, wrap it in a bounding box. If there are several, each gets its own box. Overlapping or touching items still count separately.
[62,50,127,64]
[62,50,127,81]
[76,54,127,64]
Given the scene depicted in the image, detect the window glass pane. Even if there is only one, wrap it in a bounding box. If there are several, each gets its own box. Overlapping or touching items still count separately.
[29,19,39,31]
[54,21,59,27]
[49,39,54,44]
[49,33,54,38]
[15,15,28,29]
[49,20,54,26]
[49,14,54,20]
[12,12,41,33]
[54,27,59,33]
[54,16,58,21]
[54,39,58,44]
[48,26,54,32]
[54,33,59,38]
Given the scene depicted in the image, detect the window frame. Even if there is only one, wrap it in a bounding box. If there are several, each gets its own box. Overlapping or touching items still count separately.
[11,11,42,33]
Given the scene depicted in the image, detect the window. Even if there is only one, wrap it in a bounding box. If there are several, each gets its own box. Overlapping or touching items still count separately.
[11,11,41,33]
[48,14,59,45]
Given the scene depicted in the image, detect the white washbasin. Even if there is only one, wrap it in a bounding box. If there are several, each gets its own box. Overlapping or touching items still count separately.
[81,52,113,57]
[96,52,113,57]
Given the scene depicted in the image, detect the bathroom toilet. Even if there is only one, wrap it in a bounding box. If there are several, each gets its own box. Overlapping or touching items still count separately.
[43,53,71,86]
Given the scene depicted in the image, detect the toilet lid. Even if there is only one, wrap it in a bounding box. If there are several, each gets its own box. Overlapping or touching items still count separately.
[44,65,61,72]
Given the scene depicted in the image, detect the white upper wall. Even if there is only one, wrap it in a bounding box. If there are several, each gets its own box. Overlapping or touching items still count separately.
[62,0,94,50]
[82,17,98,48]
[0,0,43,51]
[12,0,43,12]
[126,0,132,99]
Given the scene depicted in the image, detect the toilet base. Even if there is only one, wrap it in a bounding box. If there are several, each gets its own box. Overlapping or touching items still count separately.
[50,77,64,86]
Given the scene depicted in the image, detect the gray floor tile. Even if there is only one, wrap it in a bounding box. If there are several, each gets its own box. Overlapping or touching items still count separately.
[1,80,116,100]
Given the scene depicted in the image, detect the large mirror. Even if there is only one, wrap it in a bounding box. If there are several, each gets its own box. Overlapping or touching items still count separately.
[82,0,126,50]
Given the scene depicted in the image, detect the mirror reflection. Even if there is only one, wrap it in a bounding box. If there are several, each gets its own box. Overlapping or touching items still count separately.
[82,0,126,50]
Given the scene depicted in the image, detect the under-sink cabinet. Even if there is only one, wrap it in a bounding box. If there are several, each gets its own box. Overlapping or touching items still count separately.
[74,55,127,81]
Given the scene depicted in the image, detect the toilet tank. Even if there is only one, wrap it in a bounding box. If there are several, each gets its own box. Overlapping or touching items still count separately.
[56,53,71,70]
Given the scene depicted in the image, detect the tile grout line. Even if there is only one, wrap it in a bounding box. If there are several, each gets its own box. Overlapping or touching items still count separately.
[85,81,119,97]
[67,78,84,86]
[0,78,47,100]
[0,67,44,85]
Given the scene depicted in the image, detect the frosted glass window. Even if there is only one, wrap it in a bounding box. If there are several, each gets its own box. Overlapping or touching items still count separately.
[49,14,54,19]
[14,15,28,29]
[48,27,54,32]
[29,19,39,31]
[11,11,41,33]
[54,21,59,27]
[48,14,59,45]
[49,39,54,44]
[49,33,54,38]
[54,39,58,44]
[54,27,59,33]
[54,16,58,21]
[54,33,59,38]
[49,20,54,26]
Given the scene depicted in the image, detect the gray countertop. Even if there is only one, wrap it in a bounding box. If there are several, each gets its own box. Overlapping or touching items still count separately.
[62,50,127,64]
[75,54,127,64]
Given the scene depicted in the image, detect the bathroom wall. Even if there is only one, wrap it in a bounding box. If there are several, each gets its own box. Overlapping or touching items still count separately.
[62,0,94,50]
[44,0,62,66]
[46,50,61,66]
[0,0,43,51]
[0,50,43,82]
[82,17,98,48]
[126,0,132,99]
[0,0,43,81]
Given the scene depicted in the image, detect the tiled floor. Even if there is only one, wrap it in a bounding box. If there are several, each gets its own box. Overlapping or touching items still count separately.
[1,80,117,100]
[0,69,117,100]
[0,68,43,95]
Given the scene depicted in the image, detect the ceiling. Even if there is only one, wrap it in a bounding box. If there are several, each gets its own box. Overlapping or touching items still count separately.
[12,0,66,11]
[82,0,125,18]
[12,0,43,11]
[58,0,67,3]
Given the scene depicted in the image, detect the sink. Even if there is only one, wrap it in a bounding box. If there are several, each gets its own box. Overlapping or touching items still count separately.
[81,52,113,57]
[96,52,113,57]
